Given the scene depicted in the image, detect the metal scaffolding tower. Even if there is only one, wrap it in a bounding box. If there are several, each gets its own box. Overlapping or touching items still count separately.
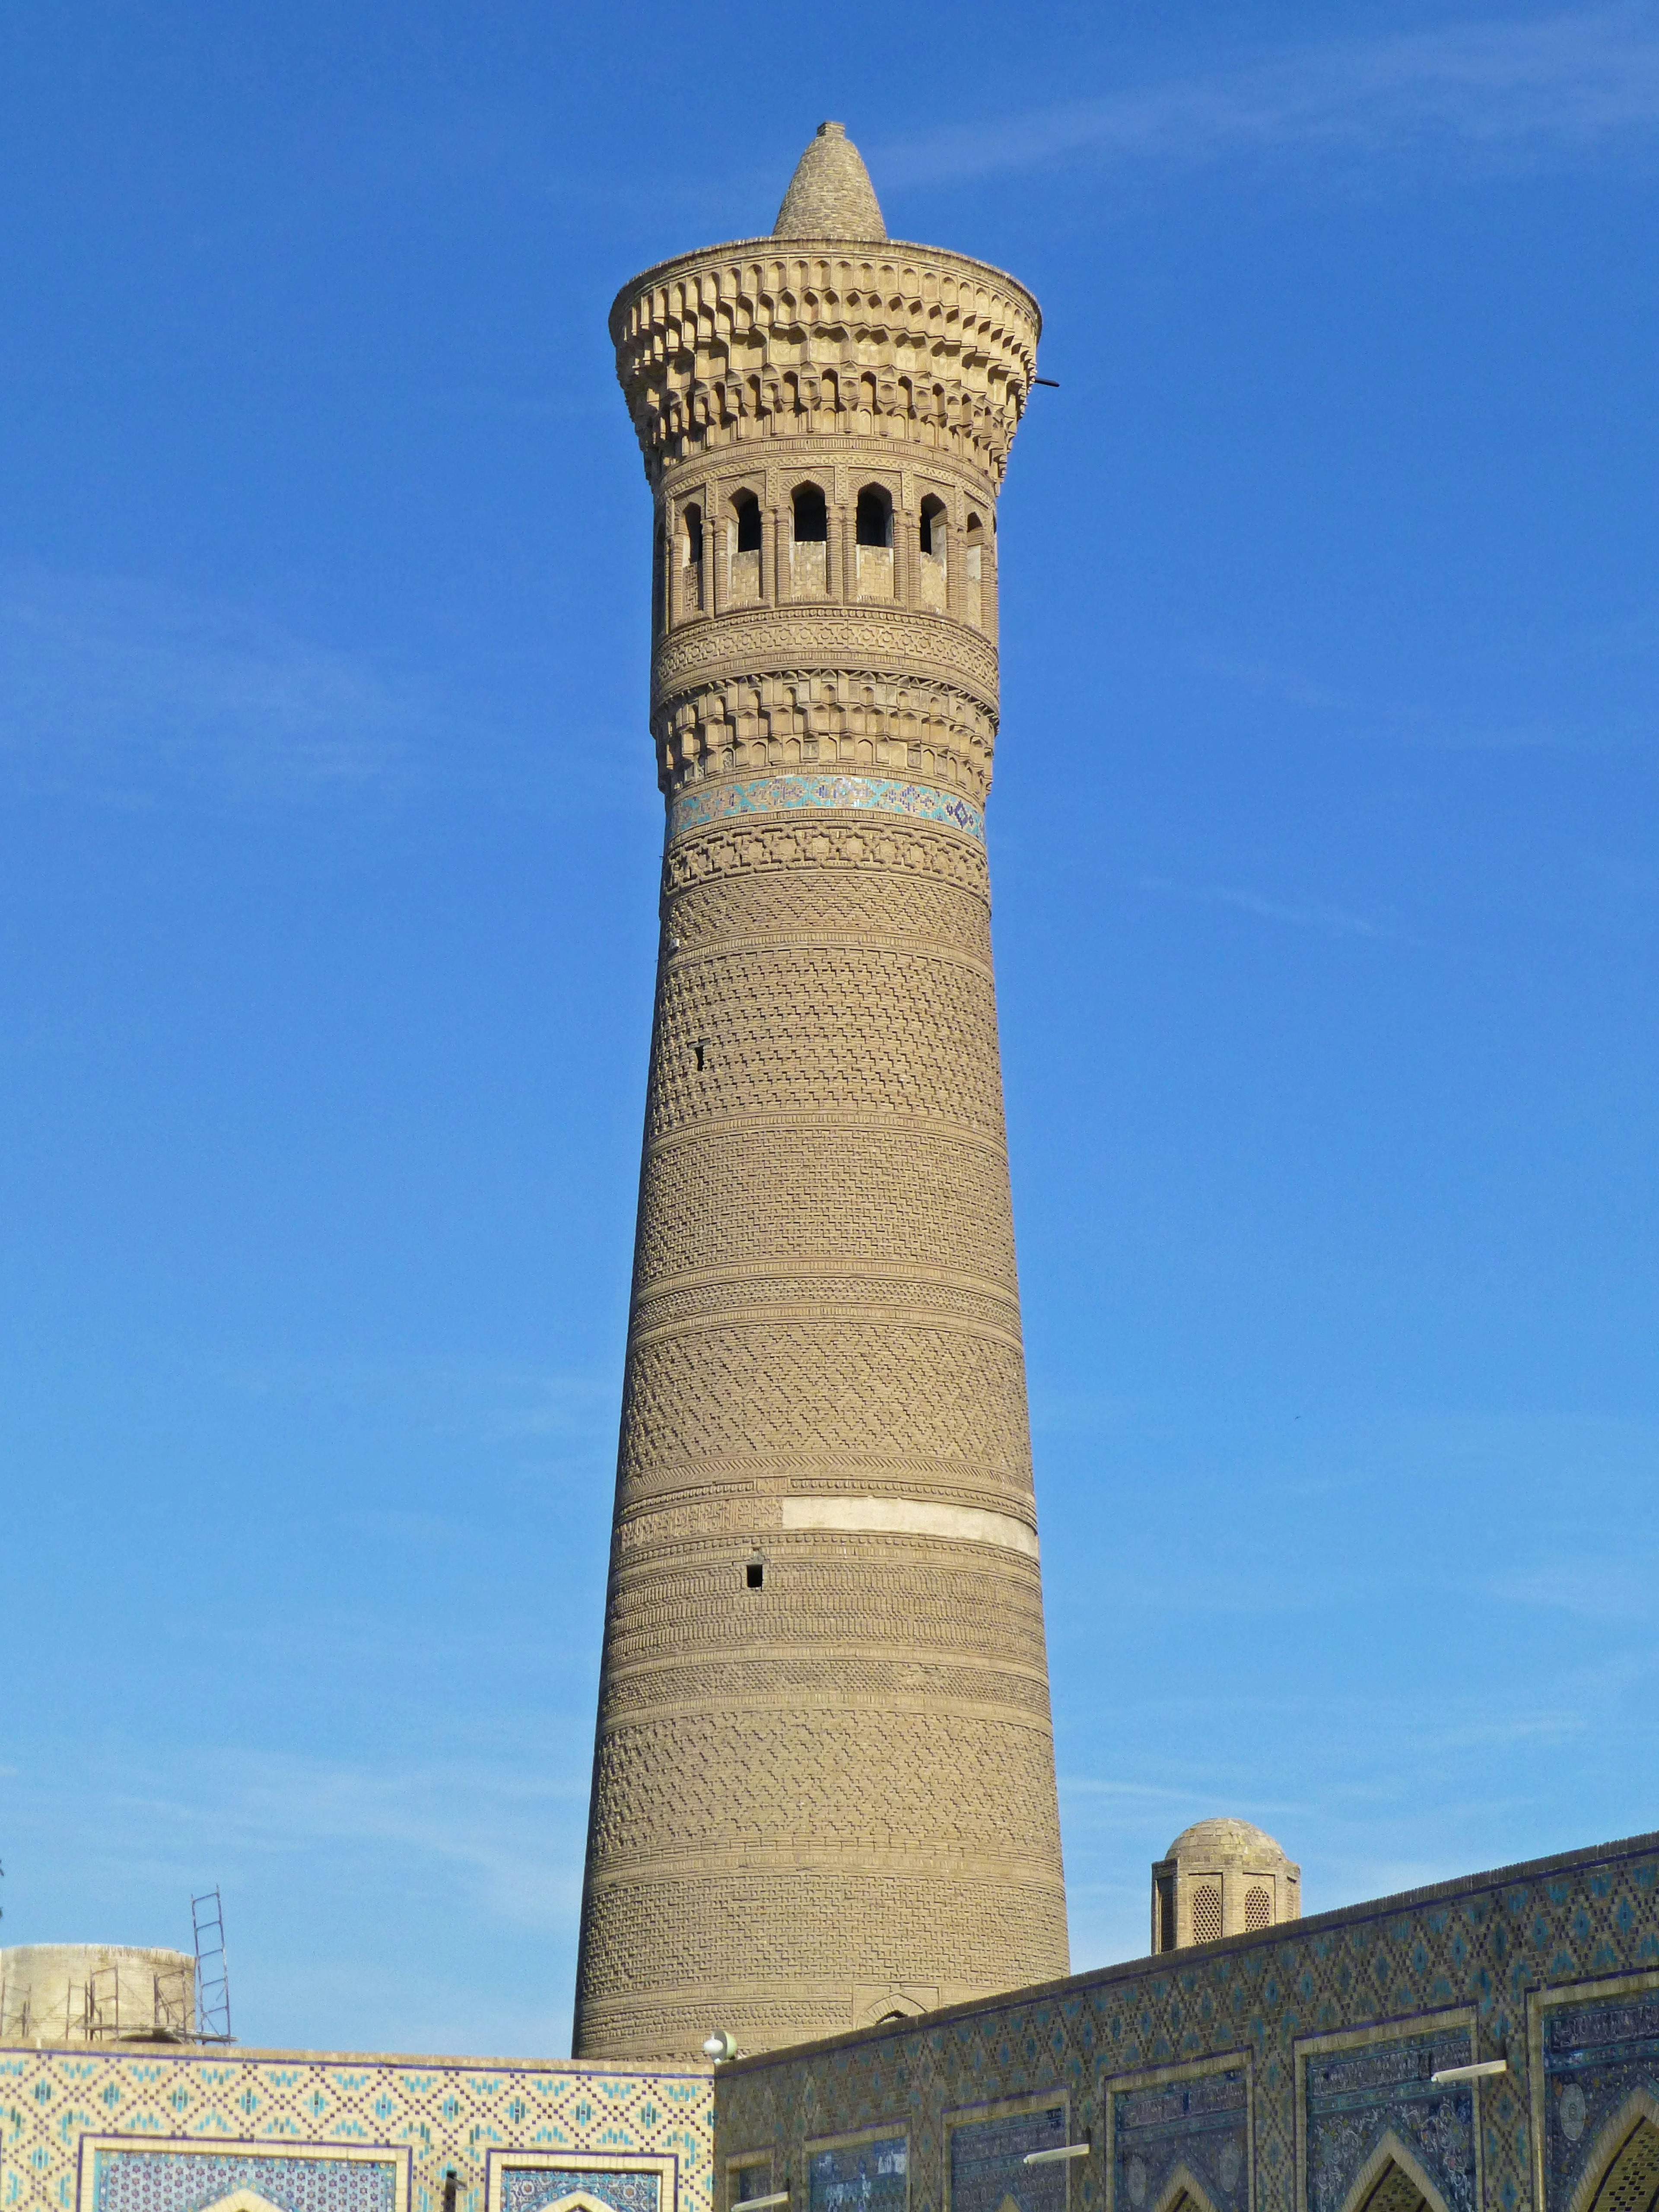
[191,1888,233,2042]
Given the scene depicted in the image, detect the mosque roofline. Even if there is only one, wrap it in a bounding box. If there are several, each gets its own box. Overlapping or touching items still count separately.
[721,1822,1659,2075]
[609,237,1042,342]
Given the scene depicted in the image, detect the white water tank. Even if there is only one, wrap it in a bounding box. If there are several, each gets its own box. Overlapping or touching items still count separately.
[0,1944,196,2043]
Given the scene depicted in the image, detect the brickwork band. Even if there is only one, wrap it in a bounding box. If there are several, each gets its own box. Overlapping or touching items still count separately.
[573,157,1068,2061]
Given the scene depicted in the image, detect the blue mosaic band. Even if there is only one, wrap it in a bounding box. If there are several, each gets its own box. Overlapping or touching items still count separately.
[667,774,985,844]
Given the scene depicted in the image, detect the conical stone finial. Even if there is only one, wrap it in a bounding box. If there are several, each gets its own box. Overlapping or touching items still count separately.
[773,120,887,242]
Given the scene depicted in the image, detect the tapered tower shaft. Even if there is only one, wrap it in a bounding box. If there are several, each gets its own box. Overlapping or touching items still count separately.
[573,124,1067,2063]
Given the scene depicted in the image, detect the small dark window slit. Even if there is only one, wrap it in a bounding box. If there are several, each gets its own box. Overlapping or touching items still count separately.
[746,1561,764,1589]
[694,1040,711,1072]
[443,2177,458,2212]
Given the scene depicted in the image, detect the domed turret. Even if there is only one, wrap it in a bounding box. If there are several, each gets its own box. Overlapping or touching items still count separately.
[1150,1819,1300,1952]
[773,120,887,241]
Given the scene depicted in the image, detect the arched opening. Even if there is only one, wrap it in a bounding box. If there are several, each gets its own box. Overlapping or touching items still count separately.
[1337,2130,1457,2212]
[730,489,762,606]
[1569,2091,1659,2212]
[652,512,668,633]
[791,482,828,596]
[1245,1884,1272,1931]
[680,503,704,617]
[855,484,894,600]
[1191,1882,1222,1944]
[1149,2164,1223,2212]
[918,494,947,613]
[964,512,985,628]
[856,484,891,546]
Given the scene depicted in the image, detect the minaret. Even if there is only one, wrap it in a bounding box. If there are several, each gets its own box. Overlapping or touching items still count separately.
[573,121,1068,2063]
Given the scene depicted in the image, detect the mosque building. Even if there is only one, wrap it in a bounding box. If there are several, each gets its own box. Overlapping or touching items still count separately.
[4,120,1656,2212]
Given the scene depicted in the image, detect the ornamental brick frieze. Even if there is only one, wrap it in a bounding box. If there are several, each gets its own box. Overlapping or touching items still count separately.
[662,815,991,902]
[654,679,996,798]
[652,607,998,710]
[627,1268,1020,1341]
[611,239,1041,484]
[597,1653,1053,1721]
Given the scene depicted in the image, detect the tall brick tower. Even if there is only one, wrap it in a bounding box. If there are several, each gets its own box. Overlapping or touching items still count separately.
[573,121,1068,2063]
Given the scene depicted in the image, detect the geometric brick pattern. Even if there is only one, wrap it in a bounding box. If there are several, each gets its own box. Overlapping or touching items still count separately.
[715,1834,1659,2212]
[575,143,1065,2063]
[0,2048,710,2212]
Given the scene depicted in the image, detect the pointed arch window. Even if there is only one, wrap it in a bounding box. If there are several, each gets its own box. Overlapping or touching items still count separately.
[964,512,985,628]
[730,489,762,606]
[855,484,893,600]
[791,483,828,597]
[918,494,948,613]
[680,503,705,617]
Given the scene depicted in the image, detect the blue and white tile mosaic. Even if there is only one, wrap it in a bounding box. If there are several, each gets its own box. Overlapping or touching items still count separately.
[809,2141,908,2212]
[0,2052,709,2212]
[948,2106,1066,2212]
[1303,2031,1475,2212]
[503,2171,661,2212]
[667,777,985,845]
[1537,1981,1659,2212]
[1112,2069,1248,2212]
[94,2149,395,2212]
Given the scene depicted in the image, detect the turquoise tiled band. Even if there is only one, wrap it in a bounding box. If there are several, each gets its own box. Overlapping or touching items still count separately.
[668,773,985,844]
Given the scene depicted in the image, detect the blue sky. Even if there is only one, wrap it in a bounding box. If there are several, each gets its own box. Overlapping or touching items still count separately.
[1,0,1655,2057]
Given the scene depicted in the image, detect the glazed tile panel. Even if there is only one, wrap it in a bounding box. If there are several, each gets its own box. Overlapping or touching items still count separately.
[1534,1978,1659,2212]
[1111,2068,1248,2212]
[93,2149,395,2212]
[1303,2029,1475,2212]
[713,1833,1659,2212]
[667,775,985,844]
[809,2141,909,2212]
[0,2050,710,2212]
[502,2171,660,2212]
[948,2105,1066,2212]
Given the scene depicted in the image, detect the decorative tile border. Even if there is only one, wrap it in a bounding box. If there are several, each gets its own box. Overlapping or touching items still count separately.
[667,777,985,845]
[1104,2055,1252,2212]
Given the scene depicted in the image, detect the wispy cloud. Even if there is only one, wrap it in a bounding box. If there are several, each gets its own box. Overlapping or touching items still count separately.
[880,6,1659,189]
[0,569,436,804]
[1136,873,1425,944]
[1488,1556,1657,1618]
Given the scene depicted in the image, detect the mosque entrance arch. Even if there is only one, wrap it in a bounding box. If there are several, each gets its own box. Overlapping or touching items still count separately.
[1566,2089,1659,2212]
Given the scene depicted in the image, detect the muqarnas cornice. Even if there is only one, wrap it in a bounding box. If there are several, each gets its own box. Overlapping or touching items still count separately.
[610,239,1042,485]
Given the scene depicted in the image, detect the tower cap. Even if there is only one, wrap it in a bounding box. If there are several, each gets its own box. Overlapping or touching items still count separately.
[773,121,887,242]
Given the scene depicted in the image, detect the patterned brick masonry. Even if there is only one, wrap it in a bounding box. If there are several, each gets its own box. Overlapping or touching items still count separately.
[572,121,1069,2063]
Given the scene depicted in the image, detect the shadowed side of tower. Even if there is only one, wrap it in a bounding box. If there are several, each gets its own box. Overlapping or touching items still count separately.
[572,124,1068,2064]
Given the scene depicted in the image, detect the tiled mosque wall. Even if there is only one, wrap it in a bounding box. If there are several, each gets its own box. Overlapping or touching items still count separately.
[0,2045,711,2212]
[715,1834,1659,2212]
